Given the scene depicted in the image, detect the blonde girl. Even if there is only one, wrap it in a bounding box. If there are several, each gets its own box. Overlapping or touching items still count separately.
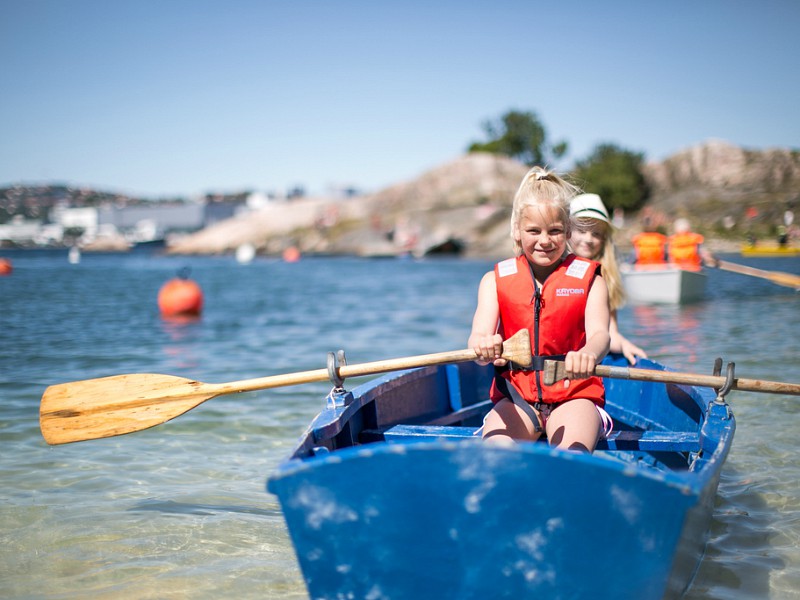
[569,194,647,364]
[469,167,611,452]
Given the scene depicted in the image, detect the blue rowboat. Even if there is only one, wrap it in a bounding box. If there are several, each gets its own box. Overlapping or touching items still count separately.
[268,354,735,599]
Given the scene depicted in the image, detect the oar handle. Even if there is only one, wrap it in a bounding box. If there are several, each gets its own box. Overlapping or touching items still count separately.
[215,329,532,395]
[544,361,800,396]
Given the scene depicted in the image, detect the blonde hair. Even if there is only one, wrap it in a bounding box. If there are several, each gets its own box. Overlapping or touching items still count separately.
[510,167,580,255]
[673,218,691,234]
[571,216,626,311]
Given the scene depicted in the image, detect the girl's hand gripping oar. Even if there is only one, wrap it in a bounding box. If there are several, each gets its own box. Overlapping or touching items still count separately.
[40,330,532,445]
[544,360,800,396]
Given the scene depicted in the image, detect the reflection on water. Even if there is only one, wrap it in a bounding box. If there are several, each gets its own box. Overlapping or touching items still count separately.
[160,318,205,371]
[629,304,703,364]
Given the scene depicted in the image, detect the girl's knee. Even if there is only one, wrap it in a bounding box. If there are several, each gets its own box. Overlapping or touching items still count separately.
[482,400,542,442]
[546,399,601,452]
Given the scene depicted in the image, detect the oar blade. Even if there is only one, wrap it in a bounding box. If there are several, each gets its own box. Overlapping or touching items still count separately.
[39,331,535,445]
[717,260,800,290]
[40,374,219,445]
[768,271,800,289]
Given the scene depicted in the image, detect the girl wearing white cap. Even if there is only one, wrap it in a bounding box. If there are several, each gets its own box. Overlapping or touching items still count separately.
[570,193,647,365]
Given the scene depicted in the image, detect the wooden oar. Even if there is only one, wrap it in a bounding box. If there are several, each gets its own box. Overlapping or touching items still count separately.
[544,360,800,396]
[39,330,531,445]
[716,259,800,290]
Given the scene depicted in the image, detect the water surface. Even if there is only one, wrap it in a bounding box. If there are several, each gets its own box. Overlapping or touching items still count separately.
[1,250,798,598]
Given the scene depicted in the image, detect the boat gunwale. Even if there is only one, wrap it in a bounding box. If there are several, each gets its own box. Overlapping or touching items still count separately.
[269,433,724,496]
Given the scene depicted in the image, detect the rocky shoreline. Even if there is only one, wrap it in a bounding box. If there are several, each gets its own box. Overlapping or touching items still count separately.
[166,141,798,260]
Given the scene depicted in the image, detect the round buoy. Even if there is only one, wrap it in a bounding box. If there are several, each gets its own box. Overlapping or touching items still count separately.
[282,246,301,263]
[236,243,255,264]
[0,258,12,276]
[158,269,203,318]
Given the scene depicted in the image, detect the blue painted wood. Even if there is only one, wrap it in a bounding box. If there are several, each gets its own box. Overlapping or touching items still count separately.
[374,423,701,452]
[445,363,463,411]
[268,353,736,600]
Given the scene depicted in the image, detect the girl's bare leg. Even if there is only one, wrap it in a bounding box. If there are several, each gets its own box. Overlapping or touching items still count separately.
[546,399,601,452]
[482,398,543,445]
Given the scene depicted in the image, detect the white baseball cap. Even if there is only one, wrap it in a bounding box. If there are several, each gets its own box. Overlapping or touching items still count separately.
[570,193,610,224]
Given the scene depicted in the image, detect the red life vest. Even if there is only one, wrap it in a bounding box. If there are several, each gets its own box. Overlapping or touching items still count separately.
[490,254,605,407]
[668,232,704,270]
[631,232,667,265]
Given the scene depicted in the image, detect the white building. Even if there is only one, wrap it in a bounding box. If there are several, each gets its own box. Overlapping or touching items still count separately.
[0,216,42,243]
[55,206,99,238]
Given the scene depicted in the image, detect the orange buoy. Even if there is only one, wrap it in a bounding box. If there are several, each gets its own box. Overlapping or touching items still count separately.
[158,269,203,318]
[282,246,301,263]
[0,258,12,276]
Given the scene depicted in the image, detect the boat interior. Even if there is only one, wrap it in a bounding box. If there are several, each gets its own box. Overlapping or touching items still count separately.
[287,355,729,477]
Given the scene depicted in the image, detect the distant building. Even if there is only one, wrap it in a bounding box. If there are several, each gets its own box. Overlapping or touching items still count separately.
[203,200,244,227]
[1,188,253,246]
[98,202,205,240]
[0,216,42,244]
[57,206,99,237]
[35,223,65,245]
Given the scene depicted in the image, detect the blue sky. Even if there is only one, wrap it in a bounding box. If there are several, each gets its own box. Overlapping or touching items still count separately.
[1,0,798,198]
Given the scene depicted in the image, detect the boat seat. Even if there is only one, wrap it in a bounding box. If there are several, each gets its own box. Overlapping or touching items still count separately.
[373,425,700,452]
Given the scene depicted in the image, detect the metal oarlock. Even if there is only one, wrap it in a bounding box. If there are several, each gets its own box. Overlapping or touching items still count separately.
[326,350,351,408]
[327,349,347,389]
[712,358,736,404]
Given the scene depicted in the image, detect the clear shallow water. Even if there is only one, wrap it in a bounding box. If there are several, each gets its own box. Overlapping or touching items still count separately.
[1,249,798,599]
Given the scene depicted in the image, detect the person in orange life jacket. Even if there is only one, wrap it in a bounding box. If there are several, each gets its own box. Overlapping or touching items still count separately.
[468,167,611,452]
[569,194,646,365]
[631,218,667,266]
[667,218,718,270]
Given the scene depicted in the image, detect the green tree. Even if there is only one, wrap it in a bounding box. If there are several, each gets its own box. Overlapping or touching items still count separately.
[468,110,567,166]
[571,144,649,211]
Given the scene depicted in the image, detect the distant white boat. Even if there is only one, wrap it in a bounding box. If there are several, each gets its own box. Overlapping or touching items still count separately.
[68,246,81,264]
[236,243,256,264]
[621,264,707,304]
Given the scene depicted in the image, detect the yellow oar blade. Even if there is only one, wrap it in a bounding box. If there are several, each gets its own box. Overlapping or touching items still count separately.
[767,271,800,289]
[40,374,221,445]
[717,260,800,290]
[38,329,533,445]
